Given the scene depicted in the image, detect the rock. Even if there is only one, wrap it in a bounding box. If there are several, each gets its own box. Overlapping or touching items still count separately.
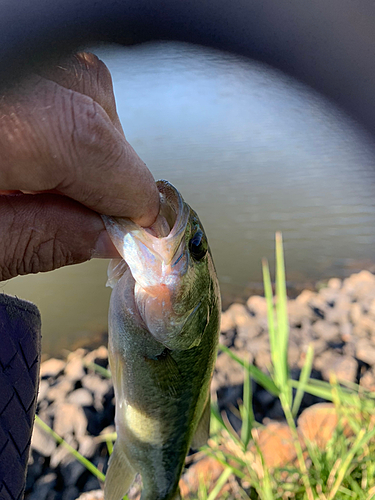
[287,300,311,327]
[226,302,263,340]
[68,388,94,407]
[75,490,104,500]
[236,317,262,342]
[249,422,297,468]
[314,351,337,374]
[342,271,375,303]
[180,456,225,497]
[340,322,353,342]
[356,338,375,365]
[295,289,316,306]
[37,379,50,402]
[287,340,300,367]
[47,379,74,402]
[77,435,97,458]
[350,302,363,324]
[310,338,328,357]
[321,355,358,384]
[26,450,44,491]
[83,346,109,366]
[327,278,342,290]
[219,330,235,348]
[82,374,112,410]
[212,351,251,391]
[312,320,340,343]
[298,403,338,448]
[356,316,375,337]
[53,403,88,438]
[82,478,101,494]
[318,287,340,307]
[31,420,57,457]
[65,357,86,383]
[360,368,375,390]
[342,341,356,358]
[40,358,66,378]
[325,296,351,324]
[27,473,57,500]
[63,486,80,500]
[220,309,235,332]
[246,296,267,318]
[60,460,86,488]
[295,290,326,320]
[255,349,272,371]
[368,297,375,320]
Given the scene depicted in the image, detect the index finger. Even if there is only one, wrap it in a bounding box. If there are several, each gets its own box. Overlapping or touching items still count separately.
[0,54,160,226]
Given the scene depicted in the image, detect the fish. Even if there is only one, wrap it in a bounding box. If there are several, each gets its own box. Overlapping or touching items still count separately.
[102,180,221,500]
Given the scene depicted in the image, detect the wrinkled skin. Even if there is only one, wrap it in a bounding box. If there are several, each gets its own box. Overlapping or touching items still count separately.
[103,180,221,500]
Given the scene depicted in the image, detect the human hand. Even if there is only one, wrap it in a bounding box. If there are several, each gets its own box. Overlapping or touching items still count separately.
[0,52,159,281]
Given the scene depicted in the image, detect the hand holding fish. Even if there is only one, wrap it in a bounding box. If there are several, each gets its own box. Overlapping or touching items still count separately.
[0,52,159,281]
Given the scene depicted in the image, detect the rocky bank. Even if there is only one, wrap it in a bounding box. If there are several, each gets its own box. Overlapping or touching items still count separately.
[26,270,375,500]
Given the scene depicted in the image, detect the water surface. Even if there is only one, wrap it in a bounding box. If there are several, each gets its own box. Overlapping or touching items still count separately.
[3,42,375,355]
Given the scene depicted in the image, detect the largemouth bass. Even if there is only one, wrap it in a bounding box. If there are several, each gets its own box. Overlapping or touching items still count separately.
[102,180,221,500]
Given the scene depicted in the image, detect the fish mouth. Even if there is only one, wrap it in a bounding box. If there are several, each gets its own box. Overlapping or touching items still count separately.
[103,180,190,269]
[102,180,191,328]
[103,180,208,349]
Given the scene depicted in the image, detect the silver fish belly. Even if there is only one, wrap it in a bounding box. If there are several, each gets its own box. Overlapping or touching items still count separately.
[102,180,221,500]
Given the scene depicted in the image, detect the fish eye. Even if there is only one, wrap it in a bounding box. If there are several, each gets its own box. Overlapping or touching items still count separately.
[189,229,208,261]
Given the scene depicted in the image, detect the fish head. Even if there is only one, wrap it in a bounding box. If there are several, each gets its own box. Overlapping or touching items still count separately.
[103,180,219,350]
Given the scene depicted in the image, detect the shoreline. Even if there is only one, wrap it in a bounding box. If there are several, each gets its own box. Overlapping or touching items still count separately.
[27,270,375,500]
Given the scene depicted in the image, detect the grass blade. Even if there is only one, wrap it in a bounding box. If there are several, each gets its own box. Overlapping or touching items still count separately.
[292,343,314,417]
[219,345,279,396]
[206,467,233,500]
[35,415,105,483]
[274,232,291,404]
[85,361,112,379]
[327,427,375,499]
[262,258,277,378]
[240,359,255,449]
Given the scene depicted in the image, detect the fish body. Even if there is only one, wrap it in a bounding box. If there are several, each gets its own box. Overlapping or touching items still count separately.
[102,180,221,500]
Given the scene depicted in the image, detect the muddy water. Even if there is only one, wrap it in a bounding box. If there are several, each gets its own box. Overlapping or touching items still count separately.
[3,42,375,356]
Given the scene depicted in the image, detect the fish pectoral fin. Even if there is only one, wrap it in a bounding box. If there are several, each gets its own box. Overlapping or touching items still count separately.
[104,440,136,500]
[145,348,180,397]
[190,395,211,450]
[106,258,128,288]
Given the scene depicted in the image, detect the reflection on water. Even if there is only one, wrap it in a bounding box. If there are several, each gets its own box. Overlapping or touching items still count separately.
[3,42,375,355]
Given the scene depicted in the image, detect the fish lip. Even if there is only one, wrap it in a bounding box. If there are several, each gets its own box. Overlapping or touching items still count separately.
[126,180,190,264]
[102,180,190,267]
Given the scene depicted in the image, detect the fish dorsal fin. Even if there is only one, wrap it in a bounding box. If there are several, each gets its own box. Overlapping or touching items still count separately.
[106,259,128,288]
[190,395,211,450]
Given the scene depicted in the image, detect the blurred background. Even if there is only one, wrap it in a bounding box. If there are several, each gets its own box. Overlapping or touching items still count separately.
[2,42,375,356]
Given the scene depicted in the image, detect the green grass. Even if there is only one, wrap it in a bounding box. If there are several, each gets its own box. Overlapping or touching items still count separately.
[202,232,375,500]
[35,232,375,499]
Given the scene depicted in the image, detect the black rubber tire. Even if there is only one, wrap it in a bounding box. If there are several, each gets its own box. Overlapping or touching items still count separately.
[0,294,41,500]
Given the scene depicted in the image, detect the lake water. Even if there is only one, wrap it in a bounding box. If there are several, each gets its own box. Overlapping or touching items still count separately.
[3,42,375,356]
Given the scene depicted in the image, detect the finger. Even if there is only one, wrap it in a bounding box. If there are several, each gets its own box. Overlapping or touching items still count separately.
[37,52,124,134]
[0,193,119,281]
[0,69,159,226]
